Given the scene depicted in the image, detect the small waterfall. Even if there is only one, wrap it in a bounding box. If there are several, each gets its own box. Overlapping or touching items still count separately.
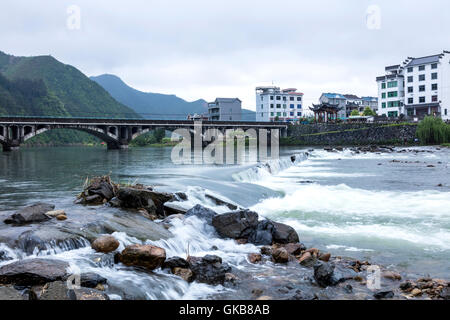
[232,152,309,183]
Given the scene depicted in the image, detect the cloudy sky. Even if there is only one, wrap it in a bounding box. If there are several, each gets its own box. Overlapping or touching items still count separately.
[1,0,449,111]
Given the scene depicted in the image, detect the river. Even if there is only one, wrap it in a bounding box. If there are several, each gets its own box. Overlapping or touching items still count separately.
[0,145,449,299]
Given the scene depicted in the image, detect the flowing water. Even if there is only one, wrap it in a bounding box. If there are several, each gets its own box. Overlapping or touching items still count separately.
[0,146,449,299]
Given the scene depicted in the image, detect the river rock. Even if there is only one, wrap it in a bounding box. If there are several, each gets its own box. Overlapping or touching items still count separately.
[56,214,67,221]
[39,281,76,300]
[313,262,343,288]
[272,247,289,263]
[284,243,306,255]
[248,220,274,245]
[272,221,299,244]
[45,210,66,218]
[0,286,25,300]
[212,210,259,239]
[440,287,450,300]
[383,271,402,281]
[74,287,110,300]
[318,252,331,262]
[4,203,55,225]
[205,194,238,210]
[172,267,194,282]
[80,273,107,288]
[117,187,173,215]
[0,259,70,286]
[162,257,190,270]
[91,235,120,253]
[298,252,316,267]
[373,290,394,299]
[87,179,115,201]
[188,255,231,285]
[184,204,218,224]
[163,202,188,215]
[119,244,166,270]
[248,253,262,264]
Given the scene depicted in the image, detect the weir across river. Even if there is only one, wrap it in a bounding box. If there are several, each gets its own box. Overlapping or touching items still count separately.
[0,117,288,151]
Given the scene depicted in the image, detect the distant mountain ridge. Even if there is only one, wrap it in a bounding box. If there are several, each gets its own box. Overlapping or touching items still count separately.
[90,74,208,120]
[0,51,139,119]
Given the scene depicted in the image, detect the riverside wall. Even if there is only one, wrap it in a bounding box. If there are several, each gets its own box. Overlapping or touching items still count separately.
[284,123,418,146]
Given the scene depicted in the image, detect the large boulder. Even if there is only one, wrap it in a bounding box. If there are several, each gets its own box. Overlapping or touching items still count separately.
[80,273,107,288]
[212,210,259,239]
[91,235,120,253]
[185,205,218,225]
[118,244,166,270]
[162,257,190,270]
[313,262,346,288]
[248,220,274,245]
[4,203,55,225]
[0,286,25,300]
[0,259,70,286]
[87,180,115,201]
[188,255,232,285]
[272,221,299,244]
[117,187,174,215]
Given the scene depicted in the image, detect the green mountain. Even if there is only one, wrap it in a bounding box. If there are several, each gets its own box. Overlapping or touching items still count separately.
[91,74,207,120]
[0,51,139,119]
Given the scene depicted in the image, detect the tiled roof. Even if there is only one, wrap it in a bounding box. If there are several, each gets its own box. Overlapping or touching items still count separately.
[343,94,360,100]
[405,54,442,67]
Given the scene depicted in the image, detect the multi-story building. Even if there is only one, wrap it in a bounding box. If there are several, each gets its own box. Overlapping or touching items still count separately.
[319,93,347,118]
[208,98,242,121]
[343,94,378,115]
[376,51,450,120]
[255,86,304,122]
[361,96,379,113]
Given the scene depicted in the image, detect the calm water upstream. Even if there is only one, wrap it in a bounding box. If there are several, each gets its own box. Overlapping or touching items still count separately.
[0,146,449,299]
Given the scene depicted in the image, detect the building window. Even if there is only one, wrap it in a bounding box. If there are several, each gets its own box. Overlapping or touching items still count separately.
[261,104,263,109]
[290,97,294,101]
[297,104,302,109]
[419,85,425,92]
[382,102,386,108]
[445,109,448,116]
[407,67,413,72]
[270,104,274,108]
[388,91,398,98]
[419,65,425,71]
[290,104,294,108]
[432,83,438,90]
[419,97,425,103]
[297,97,302,101]
[270,96,274,100]
[283,104,287,109]
[297,112,302,116]
[381,82,386,89]
[270,112,274,116]
[432,95,438,102]
[290,112,294,116]
[407,76,413,83]
[431,63,438,69]
[283,97,287,101]
[261,113,264,117]
[276,96,281,100]
[276,104,281,108]
[382,93,386,99]
[432,73,438,80]
[419,74,425,81]
[276,112,281,116]
[388,111,399,117]
[408,87,413,93]
[387,81,398,88]
[408,98,414,104]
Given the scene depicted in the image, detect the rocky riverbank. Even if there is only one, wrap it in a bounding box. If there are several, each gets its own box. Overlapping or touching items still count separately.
[0,170,449,300]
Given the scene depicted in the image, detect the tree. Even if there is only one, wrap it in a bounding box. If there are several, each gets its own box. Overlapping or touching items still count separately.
[416,116,450,144]
[153,128,166,143]
[363,107,376,116]
[350,109,360,116]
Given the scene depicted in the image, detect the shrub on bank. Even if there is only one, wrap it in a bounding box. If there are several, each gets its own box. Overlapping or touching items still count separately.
[416,116,450,145]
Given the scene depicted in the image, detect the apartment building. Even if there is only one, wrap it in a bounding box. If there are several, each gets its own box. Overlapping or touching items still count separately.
[376,51,450,120]
[208,98,242,121]
[255,86,304,122]
[319,93,347,118]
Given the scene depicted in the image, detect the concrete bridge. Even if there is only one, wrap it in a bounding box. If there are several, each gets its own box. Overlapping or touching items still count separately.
[0,117,288,151]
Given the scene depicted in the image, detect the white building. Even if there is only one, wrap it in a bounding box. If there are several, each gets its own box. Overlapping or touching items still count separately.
[255,86,304,122]
[376,51,450,120]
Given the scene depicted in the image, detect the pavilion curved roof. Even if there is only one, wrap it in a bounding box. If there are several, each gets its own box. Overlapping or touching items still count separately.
[310,103,343,112]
